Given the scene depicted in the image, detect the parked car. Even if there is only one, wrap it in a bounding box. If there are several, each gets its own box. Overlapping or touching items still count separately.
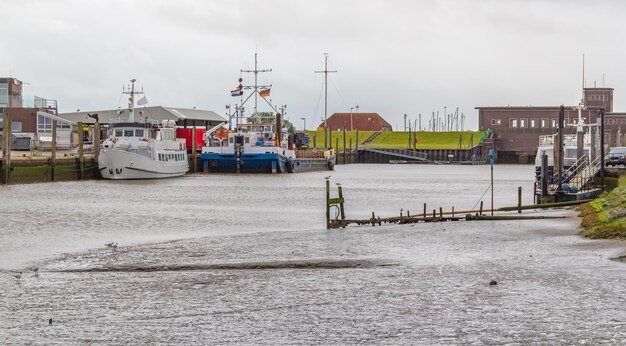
[605,147,626,167]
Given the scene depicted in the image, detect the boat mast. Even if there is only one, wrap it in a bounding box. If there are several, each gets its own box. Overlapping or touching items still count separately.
[122,79,143,122]
[241,52,272,115]
[315,53,337,148]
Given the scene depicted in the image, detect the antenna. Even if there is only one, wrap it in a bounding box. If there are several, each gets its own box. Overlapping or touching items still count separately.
[581,53,585,104]
[315,53,337,147]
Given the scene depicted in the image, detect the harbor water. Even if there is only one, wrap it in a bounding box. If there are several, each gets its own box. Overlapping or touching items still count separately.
[1,164,625,344]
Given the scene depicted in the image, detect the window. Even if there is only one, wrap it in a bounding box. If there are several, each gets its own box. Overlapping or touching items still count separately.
[510,119,518,128]
[491,119,502,126]
[135,129,144,137]
[115,129,123,137]
[540,118,548,128]
[530,119,538,128]
[551,119,557,127]
[11,121,22,132]
[124,129,134,137]
[520,118,527,128]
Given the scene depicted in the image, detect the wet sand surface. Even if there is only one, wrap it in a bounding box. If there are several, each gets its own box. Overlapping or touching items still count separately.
[1,165,625,344]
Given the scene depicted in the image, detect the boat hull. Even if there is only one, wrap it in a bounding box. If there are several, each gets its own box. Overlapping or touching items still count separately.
[99,149,188,179]
[201,152,290,173]
[201,152,335,173]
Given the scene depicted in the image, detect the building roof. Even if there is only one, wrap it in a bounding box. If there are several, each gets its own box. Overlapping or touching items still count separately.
[59,106,226,124]
[320,112,392,131]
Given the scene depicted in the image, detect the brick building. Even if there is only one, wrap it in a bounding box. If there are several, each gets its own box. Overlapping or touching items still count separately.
[476,87,626,163]
[318,112,392,132]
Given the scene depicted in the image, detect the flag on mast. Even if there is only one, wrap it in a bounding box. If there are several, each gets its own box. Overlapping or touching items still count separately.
[137,96,148,105]
[231,88,243,97]
[259,88,271,97]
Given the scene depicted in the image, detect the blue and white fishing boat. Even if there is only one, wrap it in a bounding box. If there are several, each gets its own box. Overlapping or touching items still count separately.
[200,54,335,173]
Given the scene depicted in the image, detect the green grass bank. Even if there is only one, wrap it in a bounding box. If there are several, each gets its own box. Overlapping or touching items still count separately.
[579,175,626,239]
[305,130,485,150]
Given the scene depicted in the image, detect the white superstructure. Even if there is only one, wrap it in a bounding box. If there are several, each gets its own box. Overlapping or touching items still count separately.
[98,79,188,180]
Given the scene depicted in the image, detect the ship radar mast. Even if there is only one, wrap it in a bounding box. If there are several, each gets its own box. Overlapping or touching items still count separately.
[122,79,144,122]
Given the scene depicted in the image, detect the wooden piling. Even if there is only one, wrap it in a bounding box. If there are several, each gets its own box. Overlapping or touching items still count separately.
[439,207,443,218]
[338,185,345,220]
[423,203,427,217]
[342,128,346,165]
[349,138,352,164]
[192,125,197,173]
[51,119,57,182]
[325,179,330,229]
[2,112,11,184]
[94,121,101,162]
[479,201,483,215]
[77,122,84,180]
[517,186,522,214]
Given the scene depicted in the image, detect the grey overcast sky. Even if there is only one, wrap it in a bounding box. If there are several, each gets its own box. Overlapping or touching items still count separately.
[1,0,625,130]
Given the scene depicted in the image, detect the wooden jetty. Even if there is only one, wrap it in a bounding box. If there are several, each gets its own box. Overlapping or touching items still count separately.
[325,178,589,229]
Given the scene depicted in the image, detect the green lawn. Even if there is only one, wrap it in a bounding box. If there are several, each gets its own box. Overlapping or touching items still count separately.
[304,130,485,150]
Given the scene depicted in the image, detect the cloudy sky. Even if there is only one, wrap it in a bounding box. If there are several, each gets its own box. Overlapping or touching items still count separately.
[1,0,625,130]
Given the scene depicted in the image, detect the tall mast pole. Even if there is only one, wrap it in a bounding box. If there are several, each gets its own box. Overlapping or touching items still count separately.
[315,53,337,148]
[241,52,272,115]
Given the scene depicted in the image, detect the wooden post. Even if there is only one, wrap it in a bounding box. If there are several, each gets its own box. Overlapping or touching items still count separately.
[356,129,359,163]
[51,120,57,182]
[479,201,483,215]
[329,130,333,148]
[2,112,10,184]
[452,206,455,217]
[192,125,197,173]
[349,138,352,164]
[338,185,345,220]
[335,138,339,158]
[342,128,346,165]
[432,209,436,218]
[518,186,522,214]
[325,178,330,229]
[423,203,427,217]
[94,122,101,162]
[439,207,443,218]
[77,122,84,180]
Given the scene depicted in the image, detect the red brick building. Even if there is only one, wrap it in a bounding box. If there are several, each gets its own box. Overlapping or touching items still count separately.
[476,87,626,163]
[318,112,392,131]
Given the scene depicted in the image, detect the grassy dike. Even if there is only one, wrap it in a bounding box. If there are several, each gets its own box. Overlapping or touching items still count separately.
[579,175,626,239]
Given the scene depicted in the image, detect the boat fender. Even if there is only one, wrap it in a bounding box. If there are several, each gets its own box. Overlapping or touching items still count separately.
[179,142,183,149]
[287,159,295,173]
[328,160,335,171]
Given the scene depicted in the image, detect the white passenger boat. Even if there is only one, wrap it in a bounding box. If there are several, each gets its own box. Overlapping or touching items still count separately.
[98,79,188,180]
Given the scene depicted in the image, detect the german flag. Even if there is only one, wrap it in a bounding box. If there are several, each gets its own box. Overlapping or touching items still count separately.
[259,88,271,97]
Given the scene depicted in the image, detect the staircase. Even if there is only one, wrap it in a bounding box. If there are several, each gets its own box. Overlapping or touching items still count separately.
[360,148,430,162]
[551,155,601,192]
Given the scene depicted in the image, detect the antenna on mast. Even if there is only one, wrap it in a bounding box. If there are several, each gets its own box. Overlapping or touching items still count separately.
[581,53,585,105]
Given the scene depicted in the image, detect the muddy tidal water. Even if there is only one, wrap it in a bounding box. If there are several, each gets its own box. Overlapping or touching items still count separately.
[1,164,625,344]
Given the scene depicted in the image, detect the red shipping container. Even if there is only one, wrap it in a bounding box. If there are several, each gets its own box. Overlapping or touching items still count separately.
[176,128,206,150]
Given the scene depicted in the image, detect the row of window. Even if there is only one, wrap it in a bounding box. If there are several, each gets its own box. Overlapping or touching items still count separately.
[114,128,145,137]
[588,94,608,101]
[493,118,561,128]
[492,117,626,128]
[158,153,186,162]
